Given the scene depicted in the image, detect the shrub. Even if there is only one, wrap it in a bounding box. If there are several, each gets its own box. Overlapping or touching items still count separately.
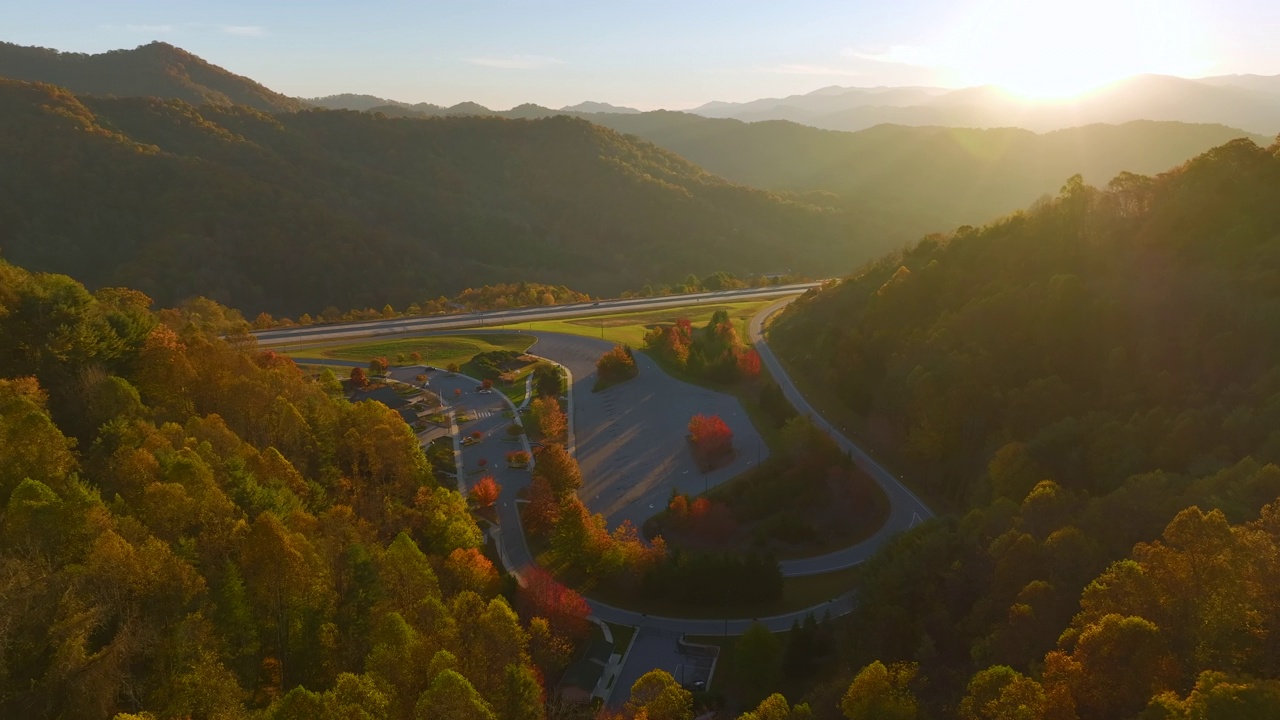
[596,344,638,389]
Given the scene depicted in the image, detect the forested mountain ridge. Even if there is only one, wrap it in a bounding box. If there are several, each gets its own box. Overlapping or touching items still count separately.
[764,137,1280,717]
[0,78,868,316]
[0,40,307,113]
[328,100,1264,239]
[773,137,1280,506]
[583,112,1268,236]
[0,258,560,719]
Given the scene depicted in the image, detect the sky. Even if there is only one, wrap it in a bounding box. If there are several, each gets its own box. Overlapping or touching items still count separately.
[5,0,1280,109]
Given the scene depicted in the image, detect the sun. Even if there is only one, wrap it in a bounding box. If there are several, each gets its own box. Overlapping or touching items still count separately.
[943,0,1213,102]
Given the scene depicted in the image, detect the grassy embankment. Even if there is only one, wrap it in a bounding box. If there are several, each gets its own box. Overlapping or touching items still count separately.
[286,333,540,405]
[493,301,774,348]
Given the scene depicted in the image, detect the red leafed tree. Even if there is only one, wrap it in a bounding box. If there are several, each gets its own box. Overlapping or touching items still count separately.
[690,497,712,519]
[525,475,561,534]
[737,348,762,379]
[482,378,494,390]
[369,356,390,374]
[689,413,733,459]
[468,475,501,507]
[521,567,591,641]
[349,367,369,388]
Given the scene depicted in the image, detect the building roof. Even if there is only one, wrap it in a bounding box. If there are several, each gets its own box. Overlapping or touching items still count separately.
[351,385,410,410]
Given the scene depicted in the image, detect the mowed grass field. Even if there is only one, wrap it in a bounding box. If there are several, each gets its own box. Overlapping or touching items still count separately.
[287,333,535,366]
[492,300,775,348]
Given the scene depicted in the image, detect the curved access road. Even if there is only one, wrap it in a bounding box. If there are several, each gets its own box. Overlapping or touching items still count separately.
[751,296,935,576]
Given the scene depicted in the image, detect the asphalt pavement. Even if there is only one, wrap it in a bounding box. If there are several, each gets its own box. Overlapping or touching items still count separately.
[524,333,767,530]
[253,283,822,346]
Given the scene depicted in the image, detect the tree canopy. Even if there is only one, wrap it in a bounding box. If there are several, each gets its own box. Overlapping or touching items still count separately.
[0,258,560,719]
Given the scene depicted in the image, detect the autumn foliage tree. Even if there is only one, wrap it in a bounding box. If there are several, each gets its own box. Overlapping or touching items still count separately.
[737,348,762,379]
[0,259,559,719]
[688,413,733,465]
[524,475,561,536]
[468,476,501,507]
[645,312,762,384]
[349,366,369,389]
[520,567,591,642]
[595,344,638,389]
[529,397,567,443]
[369,356,389,374]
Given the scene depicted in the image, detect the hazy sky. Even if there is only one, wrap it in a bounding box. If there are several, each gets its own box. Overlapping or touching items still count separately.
[6,0,1280,108]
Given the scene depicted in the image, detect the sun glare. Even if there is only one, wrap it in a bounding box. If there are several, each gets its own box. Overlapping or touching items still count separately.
[944,0,1213,102]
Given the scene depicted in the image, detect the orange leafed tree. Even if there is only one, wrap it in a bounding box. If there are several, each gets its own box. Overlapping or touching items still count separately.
[468,475,501,507]
[530,397,567,442]
[689,413,733,459]
[442,547,499,596]
[525,475,561,534]
[668,494,689,517]
[596,344,638,385]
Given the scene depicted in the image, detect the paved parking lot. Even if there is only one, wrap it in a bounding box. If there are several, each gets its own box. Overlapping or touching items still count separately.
[525,333,768,530]
[609,627,717,705]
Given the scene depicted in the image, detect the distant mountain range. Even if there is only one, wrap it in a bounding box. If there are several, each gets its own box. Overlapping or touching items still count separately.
[6,40,1274,136]
[687,75,1280,135]
[306,94,640,116]
[575,112,1270,234]
[0,41,307,113]
[309,73,1280,137]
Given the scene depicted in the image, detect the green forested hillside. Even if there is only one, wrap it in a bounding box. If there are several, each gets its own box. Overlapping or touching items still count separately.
[765,138,1280,717]
[0,41,307,113]
[0,79,866,316]
[343,101,1266,239]
[0,259,561,719]
[773,138,1280,505]
[584,111,1269,235]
